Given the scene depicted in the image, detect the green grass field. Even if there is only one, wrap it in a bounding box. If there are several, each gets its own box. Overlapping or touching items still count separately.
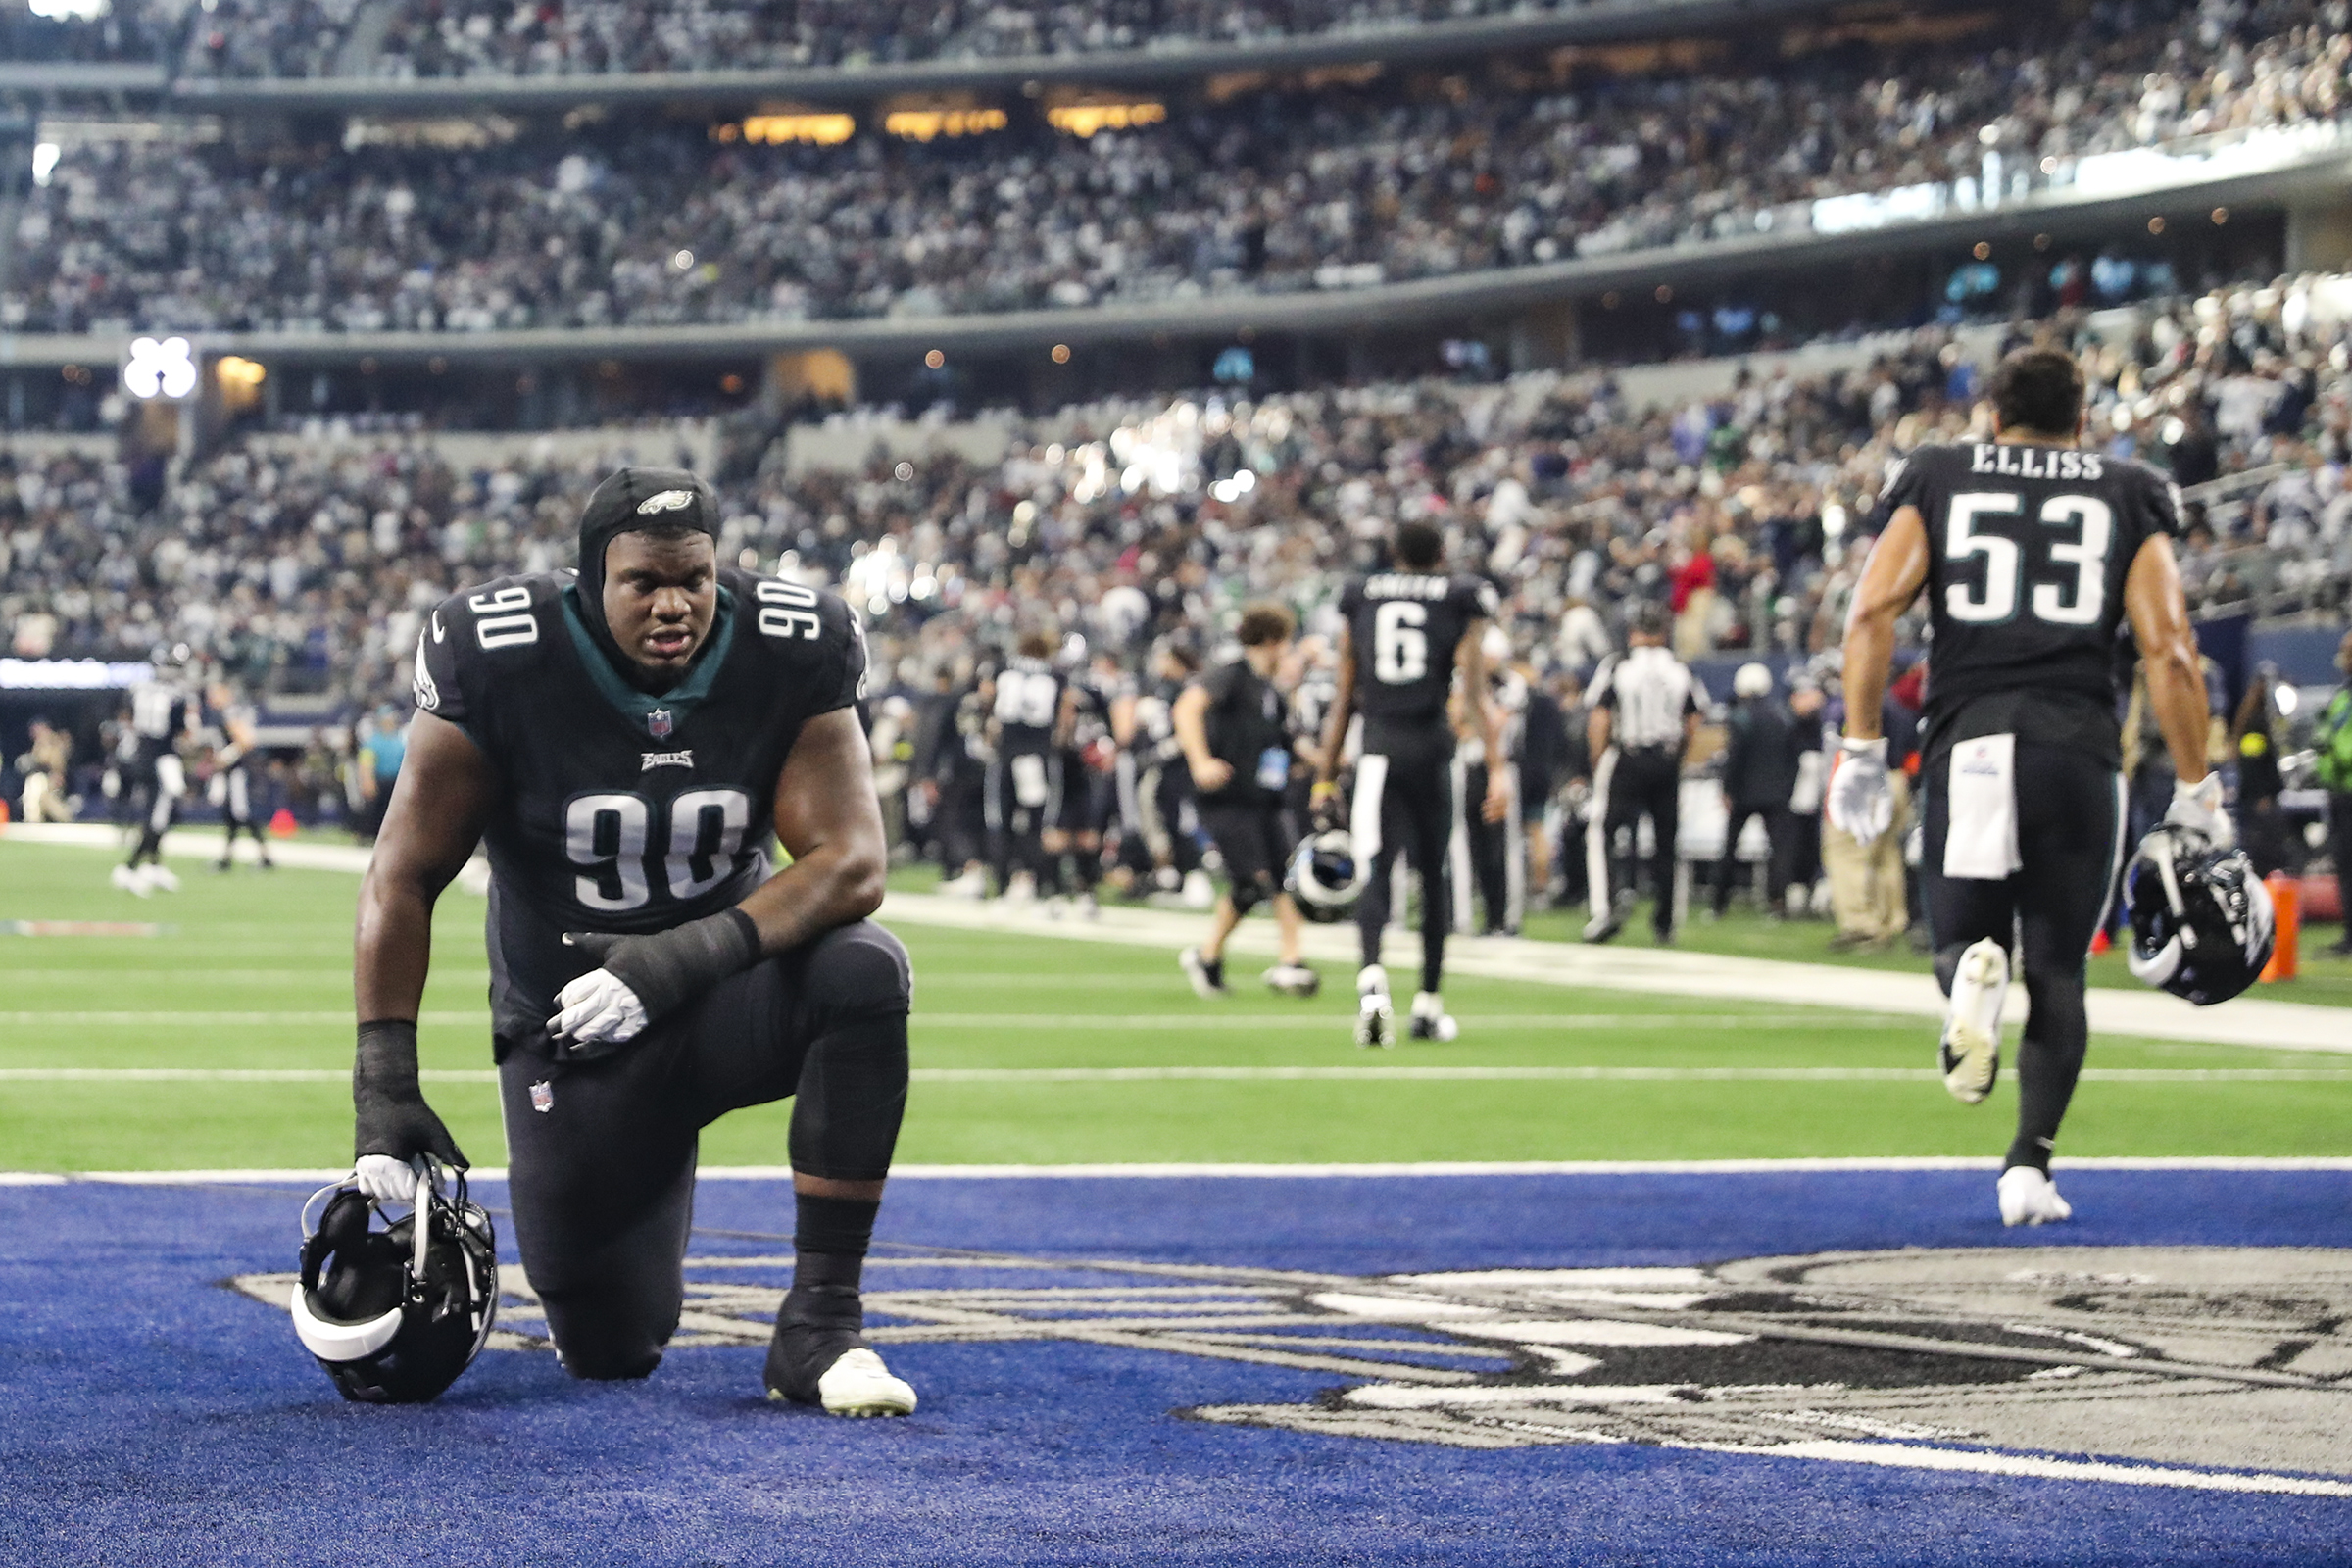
[4,837,2349,1171]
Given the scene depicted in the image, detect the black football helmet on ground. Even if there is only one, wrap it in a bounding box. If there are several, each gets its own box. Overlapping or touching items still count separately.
[1288,828,1365,921]
[2122,829,2275,1007]
[290,1167,498,1404]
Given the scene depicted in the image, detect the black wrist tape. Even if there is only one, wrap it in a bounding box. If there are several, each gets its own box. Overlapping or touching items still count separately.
[603,906,762,1021]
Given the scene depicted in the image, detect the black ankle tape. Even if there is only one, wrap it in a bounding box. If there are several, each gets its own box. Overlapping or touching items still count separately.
[793,1194,879,1256]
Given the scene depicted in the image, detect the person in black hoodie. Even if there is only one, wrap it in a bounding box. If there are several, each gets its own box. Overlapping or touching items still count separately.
[1712,662,1801,919]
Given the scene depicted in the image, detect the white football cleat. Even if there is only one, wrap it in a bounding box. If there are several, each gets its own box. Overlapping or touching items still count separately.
[1939,937,2008,1104]
[1354,964,1395,1049]
[1263,962,1320,998]
[1997,1165,2073,1228]
[1180,869,1215,909]
[1407,992,1458,1043]
[1178,946,1229,998]
[939,868,989,900]
[813,1347,918,1418]
[144,863,180,893]
[111,863,152,898]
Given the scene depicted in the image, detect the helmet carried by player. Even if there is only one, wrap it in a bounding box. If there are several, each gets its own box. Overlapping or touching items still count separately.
[290,1165,498,1404]
[1287,828,1365,921]
[2121,829,2275,1007]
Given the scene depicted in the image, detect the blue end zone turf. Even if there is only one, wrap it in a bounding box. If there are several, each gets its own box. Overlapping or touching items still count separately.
[4,1170,2350,1566]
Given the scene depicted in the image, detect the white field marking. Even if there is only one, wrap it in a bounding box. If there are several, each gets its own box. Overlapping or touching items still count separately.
[1698,1438,2352,1499]
[0,970,493,984]
[5,1065,2347,1086]
[26,1157,2352,1184]
[0,1011,488,1027]
[0,821,375,874]
[11,831,2346,1051]
[0,1009,1914,1032]
[876,891,2352,1054]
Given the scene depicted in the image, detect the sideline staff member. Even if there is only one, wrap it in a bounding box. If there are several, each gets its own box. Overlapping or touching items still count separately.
[1175,604,1318,998]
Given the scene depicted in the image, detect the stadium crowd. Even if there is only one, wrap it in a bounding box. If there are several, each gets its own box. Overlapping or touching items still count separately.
[11,0,2107,75]
[4,274,2345,703]
[15,0,2347,333]
[6,276,2349,937]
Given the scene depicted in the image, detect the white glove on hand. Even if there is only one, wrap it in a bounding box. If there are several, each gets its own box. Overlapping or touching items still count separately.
[355,1152,420,1204]
[2163,772,2236,852]
[549,966,651,1053]
[1825,736,1894,848]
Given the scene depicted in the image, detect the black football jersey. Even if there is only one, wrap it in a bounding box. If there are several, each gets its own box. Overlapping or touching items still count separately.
[1339,570,1497,741]
[128,681,189,758]
[990,657,1065,756]
[1878,441,2180,738]
[413,566,865,1052]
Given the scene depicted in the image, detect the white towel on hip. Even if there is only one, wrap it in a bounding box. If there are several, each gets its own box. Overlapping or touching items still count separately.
[1942,733,2023,881]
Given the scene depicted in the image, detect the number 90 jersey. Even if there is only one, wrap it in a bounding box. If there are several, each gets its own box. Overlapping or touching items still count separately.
[1338,570,1498,745]
[412,567,865,1049]
[1877,442,2180,729]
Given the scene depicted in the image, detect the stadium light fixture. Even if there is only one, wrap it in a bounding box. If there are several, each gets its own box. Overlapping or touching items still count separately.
[122,337,198,401]
[31,142,60,186]
[29,0,111,18]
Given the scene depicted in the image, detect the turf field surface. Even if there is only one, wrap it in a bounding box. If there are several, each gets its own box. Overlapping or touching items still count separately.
[4,1168,2349,1567]
[3,836,2348,1173]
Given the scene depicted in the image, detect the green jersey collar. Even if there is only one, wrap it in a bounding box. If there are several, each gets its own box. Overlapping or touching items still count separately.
[560,583,737,726]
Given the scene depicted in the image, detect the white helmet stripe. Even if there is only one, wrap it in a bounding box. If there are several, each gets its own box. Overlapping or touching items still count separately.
[289,1286,405,1362]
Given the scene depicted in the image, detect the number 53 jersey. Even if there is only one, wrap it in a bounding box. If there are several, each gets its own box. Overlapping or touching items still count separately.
[412,567,866,1054]
[1877,441,2180,756]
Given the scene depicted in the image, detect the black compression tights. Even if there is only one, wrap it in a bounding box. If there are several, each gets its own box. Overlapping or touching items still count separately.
[2008,967,2089,1173]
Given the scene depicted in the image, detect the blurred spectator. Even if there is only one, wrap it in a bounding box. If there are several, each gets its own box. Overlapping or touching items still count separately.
[2318,629,2352,955]
[19,0,2349,332]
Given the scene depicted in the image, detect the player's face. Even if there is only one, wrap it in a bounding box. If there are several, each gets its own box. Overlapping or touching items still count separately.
[603,530,719,681]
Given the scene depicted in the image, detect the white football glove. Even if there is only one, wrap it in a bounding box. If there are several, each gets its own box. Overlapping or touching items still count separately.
[355,1152,421,1205]
[548,966,651,1053]
[1824,736,1894,848]
[2163,772,2236,852]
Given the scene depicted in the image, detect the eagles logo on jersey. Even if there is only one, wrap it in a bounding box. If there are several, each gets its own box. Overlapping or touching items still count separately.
[412,565,865,1056]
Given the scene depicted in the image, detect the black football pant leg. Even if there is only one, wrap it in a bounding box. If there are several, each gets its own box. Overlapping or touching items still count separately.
[1922,741,2123,1172]
[1714,807,1759,915]
[1353,747,1453,994]
[1460,761,1518,935]
[1598,750,1680,935]
[501,920,912,1380]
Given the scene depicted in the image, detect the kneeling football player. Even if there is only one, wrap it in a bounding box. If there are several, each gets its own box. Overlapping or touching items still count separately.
[349,467,916,1415]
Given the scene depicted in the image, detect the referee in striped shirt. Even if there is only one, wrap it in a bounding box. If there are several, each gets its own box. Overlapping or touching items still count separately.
[1582,603,1704,945]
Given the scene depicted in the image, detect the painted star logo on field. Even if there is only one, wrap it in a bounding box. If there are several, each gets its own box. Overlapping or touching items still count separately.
[227,1246,2352,1494]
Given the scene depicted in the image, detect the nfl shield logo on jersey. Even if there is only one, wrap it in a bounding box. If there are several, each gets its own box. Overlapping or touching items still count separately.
[647,709,674,740]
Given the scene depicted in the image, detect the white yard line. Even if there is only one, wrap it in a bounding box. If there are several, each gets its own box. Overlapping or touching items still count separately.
[3,1064,2345,1085]
[879,892,2352,1054]
[8,825,2344,1052]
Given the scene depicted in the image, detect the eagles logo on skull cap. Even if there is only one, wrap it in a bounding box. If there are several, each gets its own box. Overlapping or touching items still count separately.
[574,466,721,669]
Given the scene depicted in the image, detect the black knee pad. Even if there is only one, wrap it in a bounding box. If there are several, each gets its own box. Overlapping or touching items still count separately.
[801,921,913,1020]
[544,1298,667,1381]
[557,1345,664,1382]
[1229,875,1269,917]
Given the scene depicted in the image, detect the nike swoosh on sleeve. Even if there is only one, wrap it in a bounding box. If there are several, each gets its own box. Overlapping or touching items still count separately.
[431,613,447,643]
